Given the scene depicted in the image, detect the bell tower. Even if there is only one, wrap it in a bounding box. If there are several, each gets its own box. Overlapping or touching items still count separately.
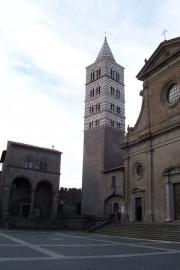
[82,38,125,217]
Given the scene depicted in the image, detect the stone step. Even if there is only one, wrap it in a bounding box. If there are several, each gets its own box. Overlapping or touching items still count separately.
[92,222,180,242]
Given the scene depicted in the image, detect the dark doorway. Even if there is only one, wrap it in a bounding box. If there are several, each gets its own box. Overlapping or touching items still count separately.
[21,204,30,217]
[135,197,142,221]
[174,183,180,220]
[113,202,119,215]
[9,177,31,217]
[77,203,81,215]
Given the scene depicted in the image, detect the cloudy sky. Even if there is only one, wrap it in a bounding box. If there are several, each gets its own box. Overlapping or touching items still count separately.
[0,0,179,188]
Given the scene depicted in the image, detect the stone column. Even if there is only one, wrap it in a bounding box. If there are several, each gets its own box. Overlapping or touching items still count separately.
[165,176,172,222]
[30,189,35,217]
[51,192,59,218]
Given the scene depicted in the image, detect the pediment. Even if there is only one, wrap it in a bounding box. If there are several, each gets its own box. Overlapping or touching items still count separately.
[137,37,180,80]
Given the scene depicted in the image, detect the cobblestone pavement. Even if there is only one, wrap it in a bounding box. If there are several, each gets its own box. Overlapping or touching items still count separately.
[0,229,180,269]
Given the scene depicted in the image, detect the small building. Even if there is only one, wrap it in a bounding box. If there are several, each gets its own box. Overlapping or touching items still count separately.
[0,141,62,224]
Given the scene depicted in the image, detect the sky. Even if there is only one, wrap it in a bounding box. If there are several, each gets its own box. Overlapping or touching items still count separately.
[0,0,179,188]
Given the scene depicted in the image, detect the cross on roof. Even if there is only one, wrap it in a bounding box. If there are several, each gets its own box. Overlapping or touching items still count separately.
[162,29,167,41]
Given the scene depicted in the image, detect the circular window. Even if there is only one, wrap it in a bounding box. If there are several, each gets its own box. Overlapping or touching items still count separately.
[167,84,180,105]
[136,164,144,177]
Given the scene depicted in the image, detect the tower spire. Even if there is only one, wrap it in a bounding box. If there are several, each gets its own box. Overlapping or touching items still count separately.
[95,37,116,63]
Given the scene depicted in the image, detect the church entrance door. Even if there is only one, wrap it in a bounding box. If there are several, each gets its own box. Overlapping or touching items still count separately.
[174,183,180,220]
[135,197,142,221]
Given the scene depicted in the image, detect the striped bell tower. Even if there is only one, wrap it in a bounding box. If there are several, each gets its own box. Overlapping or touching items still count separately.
[82,38,125,217]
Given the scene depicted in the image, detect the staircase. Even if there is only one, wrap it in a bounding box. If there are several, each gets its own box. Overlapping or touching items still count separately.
[90,222,180,242]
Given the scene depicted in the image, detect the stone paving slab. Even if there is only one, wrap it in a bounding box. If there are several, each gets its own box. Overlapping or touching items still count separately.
[0,246,45,258]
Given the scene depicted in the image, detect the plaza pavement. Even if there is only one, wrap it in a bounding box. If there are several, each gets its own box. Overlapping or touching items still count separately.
[0,229,180,269]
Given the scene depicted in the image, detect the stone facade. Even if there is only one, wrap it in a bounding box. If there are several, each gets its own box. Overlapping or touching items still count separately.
[123,37,180,222]
[0,141,62,224]
[82,38,125,217]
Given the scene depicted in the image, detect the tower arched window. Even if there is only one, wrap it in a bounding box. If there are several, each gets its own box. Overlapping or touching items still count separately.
[116,89,120,98]
[111,86,115,95]
[113,70,115,78]
[111,68,113,77]
[92,72,95,81]
[111,103,115,112]
[98,103,100,111]
[111,119,115,127]
[117,106,121,114]
[96,70,98,79]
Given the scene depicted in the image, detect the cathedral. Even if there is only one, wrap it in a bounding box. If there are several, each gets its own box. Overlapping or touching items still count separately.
[82,36,180,223]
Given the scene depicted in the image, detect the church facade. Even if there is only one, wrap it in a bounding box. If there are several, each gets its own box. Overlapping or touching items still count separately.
[82,36,180,223]
[123,37,180,222]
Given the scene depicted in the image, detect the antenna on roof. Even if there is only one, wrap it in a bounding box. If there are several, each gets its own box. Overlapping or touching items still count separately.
[162,29,167,41]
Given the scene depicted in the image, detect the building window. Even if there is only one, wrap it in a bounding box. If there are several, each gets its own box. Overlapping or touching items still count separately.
[116,89,120,98]
[93,72,95,81]
[136,164,144,177]
[111,103,115,112]
[111,68,113,77]
[111,86,115,95]
[117,122,121,128]
[116,106,121,114]
[90,88,94,97]
[111,119,115,127]
[24,160,33,169]
[167,84,180,105]
[89,122,93,129]
[95,119,100,127]
[98,69,101,77]
[96,70,98,79]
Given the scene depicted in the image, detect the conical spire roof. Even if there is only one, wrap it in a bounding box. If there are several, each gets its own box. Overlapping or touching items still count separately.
[95,37,116,63]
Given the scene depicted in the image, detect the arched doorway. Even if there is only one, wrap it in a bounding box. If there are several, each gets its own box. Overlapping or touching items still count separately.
[9,177,31,217]
[35,181,53,217]
[104,195,124,218]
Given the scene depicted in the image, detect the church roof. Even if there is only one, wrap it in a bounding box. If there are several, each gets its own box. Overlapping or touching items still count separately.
[95,37,116,63]
[137,36,180,81]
